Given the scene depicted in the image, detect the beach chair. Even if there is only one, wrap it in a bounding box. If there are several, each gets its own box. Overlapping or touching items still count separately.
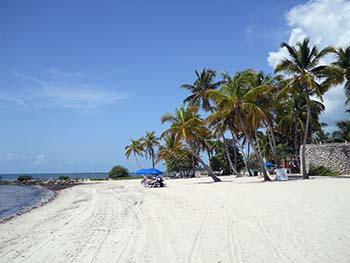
[275,169,288,181]
[214,170,224,176]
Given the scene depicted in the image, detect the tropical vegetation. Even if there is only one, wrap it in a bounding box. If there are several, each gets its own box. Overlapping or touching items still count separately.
[124,38,350,182]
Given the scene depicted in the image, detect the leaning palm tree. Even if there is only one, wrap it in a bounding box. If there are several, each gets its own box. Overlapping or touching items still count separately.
[141,131,160,168]
[125,139,144,169]
[275,38,342,179]
[161,105,221,182]
[332,46,350,106]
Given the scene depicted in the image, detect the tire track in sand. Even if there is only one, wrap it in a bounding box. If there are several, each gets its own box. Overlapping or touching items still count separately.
[186,204,209,263]
[226,208,243,263]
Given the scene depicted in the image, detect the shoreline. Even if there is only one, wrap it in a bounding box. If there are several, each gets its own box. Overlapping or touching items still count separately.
[0,185,57,224]
[0,181,80,224]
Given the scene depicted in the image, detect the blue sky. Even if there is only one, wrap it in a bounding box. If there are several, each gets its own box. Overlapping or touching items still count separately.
[0,0,349,173]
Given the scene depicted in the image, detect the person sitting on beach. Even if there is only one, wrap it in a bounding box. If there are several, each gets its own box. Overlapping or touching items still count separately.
[141,175,164,187]
[141,175,156,186]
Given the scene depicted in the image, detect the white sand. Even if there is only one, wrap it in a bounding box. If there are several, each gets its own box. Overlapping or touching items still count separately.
[0,176,350,263]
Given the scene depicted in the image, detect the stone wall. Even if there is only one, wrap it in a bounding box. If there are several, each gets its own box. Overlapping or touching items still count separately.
[301,143,350,175]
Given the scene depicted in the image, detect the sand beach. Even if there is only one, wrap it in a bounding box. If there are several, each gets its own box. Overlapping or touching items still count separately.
[0,176,349,263]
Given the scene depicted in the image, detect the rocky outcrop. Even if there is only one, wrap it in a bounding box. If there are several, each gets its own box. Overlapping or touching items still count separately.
[0,179,82,191]
[301,143,350,174]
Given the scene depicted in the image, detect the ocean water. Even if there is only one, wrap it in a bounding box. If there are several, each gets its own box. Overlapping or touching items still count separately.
[0,185,54,221]
[0,172,109,181]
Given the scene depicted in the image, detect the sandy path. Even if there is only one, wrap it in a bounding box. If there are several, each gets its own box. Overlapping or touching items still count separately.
[0,176,350,263]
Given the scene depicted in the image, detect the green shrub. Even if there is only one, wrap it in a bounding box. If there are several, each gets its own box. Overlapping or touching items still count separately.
[58,175,70,180]
[308,165,339,177]
[109,165,129,179]
[17,175,33,181]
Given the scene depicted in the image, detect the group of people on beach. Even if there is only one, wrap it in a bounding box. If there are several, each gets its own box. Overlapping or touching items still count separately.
[141,175,165,188]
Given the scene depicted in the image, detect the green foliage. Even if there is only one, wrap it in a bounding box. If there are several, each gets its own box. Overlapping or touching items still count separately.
[17,175,33,181]
[109,165,130,179]
[210,140,244,175]
[58,175,70,180]
[308,166,339,177]
[164,151,198,177]
[209,156,222,171]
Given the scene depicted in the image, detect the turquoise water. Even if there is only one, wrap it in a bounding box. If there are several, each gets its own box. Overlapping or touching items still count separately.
[0,185,53,221]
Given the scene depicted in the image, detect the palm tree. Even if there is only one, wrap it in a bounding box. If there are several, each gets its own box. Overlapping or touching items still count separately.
[251,71,283,167]
[181,68,225,112]
[206,69,271,181]
[332,46,350,106]
[125,139,144,169]
[141,131,160,168]
[181,68,236,175]
[161,105,221,182]
[157,134,183,163]
[275,38,341,179]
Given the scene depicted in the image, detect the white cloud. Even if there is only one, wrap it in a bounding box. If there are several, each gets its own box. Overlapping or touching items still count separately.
[268,0,350,68]
[267,0,350,127]
[0,70,128,110]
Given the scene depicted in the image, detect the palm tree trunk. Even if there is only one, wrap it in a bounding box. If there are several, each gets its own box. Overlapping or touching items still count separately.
[230,130,250,176]
[294,121,298,160]
[215,122,239,176]
[221,133,241,176]
[190,149,221,182]
[301,97,311,179]
[265,121,279,167]
[134,155,141,169]
[191,153,195,177]
[237,109,270,181]
[233,140,237,170]
[151,149,155,168]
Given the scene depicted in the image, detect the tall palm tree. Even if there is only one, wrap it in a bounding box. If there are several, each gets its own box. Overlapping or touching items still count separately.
[181,68,225,112]
[332,46,350,106]
[275,38,341,179]
[161,105,221,182]
[125,139,144,169]
[206,69,271,181]
[251,71,283,167]
[181,68,235,174]
[141,131,160,168]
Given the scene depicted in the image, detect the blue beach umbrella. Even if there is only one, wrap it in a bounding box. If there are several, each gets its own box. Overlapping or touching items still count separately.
[135,169,148,175]
[144,168,163,175]
[265,161,274,168]
[136,168,163,175]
